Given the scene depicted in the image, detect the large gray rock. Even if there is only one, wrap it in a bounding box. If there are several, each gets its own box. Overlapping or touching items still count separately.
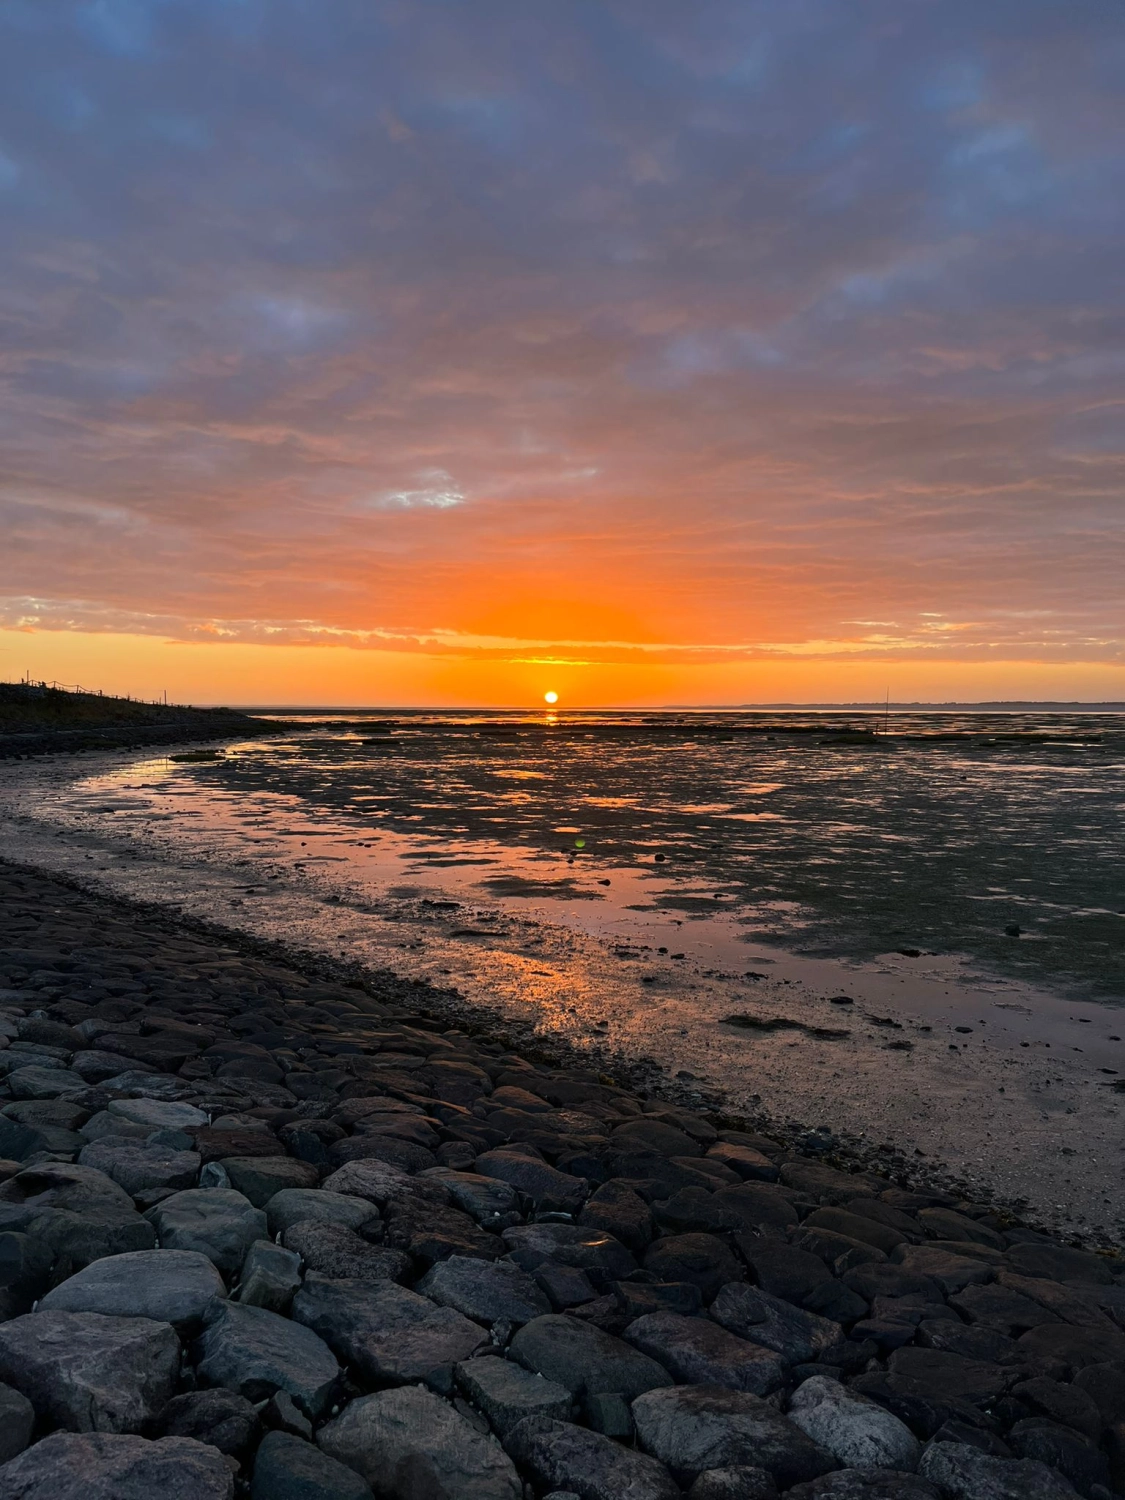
[282,1220,409,1283]
[891,1247,994,1296]
[220,1157,320,1208]
[39,1250,226,1329]
[917,1440,1081,1498]
[421,1169,520,1225]
[687,1468,780,1500]
[320,1158,448,1207]
[236,1240,302,1312]
[0,1431,234,1499]
[418,1255,550,1326]
[146,1189,266,1277]
[317,1384,521,1500]
[0,1162,155,1277]
[291,1273,488,1392]
[107,1099,208,1131]
[625,1312,786,1394]
[784,1473,940,1499]
[266,1188,379,1238]
[506,1414,680,1500]
[0,1382,35,1463]
[455,1357,572,1436]
[710,1284,843,1365]
[250,1431,372,1500]
[632,1385,837,1488]
[502,1223,636,1278]
[474,1148,587,1214]
[78,1139,200,1197]
[194,1301,339,1420]
[787,1376,922,1472]
[0,1310,180,1433]
[6,1066,84,1099]
[510,1314,673,1400]
[153,1387,260,1458]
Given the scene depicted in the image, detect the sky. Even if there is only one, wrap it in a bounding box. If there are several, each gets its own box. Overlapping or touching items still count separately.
[1,0,1123,706]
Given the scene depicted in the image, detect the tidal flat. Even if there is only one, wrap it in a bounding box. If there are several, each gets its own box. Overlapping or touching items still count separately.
[1,709,1122,1241]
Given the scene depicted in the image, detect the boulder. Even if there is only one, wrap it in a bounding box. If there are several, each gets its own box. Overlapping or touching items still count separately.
[787,1376,922,1471]
[152,1387,260,1457]
[625,1312,786,1394]
[0,1381,35,1463]
[475,1148,587,1213]
[710,1284,843,1364]
[503,1223,636,1279]
[220,1157,320,1208]
[780,1163,880,1205]
[145,1189,266,1277]
[291,1273,487,1393]
[39,1249,226,1329]
[321,1158,448,1208]
[510,1313,673,1400]
[78,1139,200,1198]
[317,1384,520,1499]
[418,1255,550,1326]
[891,1247,994,1296]
[194,1301,339,1419]
[917,1440,1082,1498]
[107,1099,208,1132]
[421,1169,520,1225]
[632,1384,837,1488]
[383,1196,503,1266]
[643,1233,744,1302]
[578,1180,655,1253]
[250,1430,372,1500]
[0,1310,179,1433]
[784,1473,940,1499]
[0,1431,234,1499]
[0,1161,155,1277]
[236,1240,302,1312]
[1004,1244,1114,1287]
[506,1414,680,1500]
[282,1220,409,1283]
[687,1467,780,1500]
[265,1188,379,1238]
[455,1356,572,1436]
[883,1347,1010,1408]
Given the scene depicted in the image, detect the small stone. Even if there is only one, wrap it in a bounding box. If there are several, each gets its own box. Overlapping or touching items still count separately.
[317,1384,521,1499]
[0,1309,180,1433]
[194,1300,339,1419]
[250,1430,373,1500]
[455,1356,572,1436]
[236,1239,302,1311]
[39,1249,226,1329]
[153,1387,260,1457]
[291,1273,488,1393]
[626,1312,786,1394]
[787,1376,922,1471]
[145,1189,266,1277]
[0,1431,235,1499]
[506,1414,680,1500]
[509,1313,673,1400]
[418,1254,551,1326]
[0,1380,35,1462]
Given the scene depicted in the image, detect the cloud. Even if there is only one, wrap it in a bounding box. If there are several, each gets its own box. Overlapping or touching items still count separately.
[0,0,1121,681]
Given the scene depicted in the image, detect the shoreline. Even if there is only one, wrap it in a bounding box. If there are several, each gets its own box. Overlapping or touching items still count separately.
[0,734,1121,1246]
[1,849,1119,1256]
[1,853,1124,1499]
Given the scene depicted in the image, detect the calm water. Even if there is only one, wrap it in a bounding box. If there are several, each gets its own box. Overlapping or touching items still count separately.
[169,708,1125,1001]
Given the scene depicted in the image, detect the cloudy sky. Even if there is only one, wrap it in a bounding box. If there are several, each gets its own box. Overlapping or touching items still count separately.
[1,0,1123,703]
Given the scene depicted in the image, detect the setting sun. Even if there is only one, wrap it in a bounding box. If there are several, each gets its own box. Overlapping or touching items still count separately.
[544,691,559,705]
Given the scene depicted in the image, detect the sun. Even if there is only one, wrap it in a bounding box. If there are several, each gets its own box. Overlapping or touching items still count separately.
[544,690,559,705]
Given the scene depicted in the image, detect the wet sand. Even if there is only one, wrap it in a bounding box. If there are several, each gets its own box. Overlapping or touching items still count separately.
[0,735,1121,1246]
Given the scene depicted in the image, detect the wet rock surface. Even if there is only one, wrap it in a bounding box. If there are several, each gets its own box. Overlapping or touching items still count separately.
[0,860,1121,1500]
